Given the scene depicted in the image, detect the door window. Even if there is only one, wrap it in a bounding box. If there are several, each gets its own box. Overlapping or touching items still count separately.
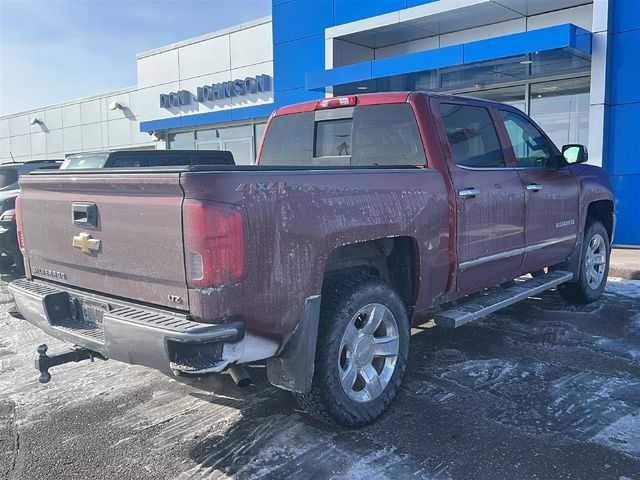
[499,111,558,169]
[439,104,505,168]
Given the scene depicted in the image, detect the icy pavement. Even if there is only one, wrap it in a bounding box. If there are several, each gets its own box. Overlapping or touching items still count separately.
[1,278,640,479]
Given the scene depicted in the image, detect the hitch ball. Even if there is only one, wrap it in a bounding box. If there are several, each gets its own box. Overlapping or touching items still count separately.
[36,344,52,384]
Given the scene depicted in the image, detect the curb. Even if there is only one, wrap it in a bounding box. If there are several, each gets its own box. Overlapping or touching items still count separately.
[609,266,640,281]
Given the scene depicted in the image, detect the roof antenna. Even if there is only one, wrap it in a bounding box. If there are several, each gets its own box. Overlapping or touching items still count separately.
[9,151,16,163]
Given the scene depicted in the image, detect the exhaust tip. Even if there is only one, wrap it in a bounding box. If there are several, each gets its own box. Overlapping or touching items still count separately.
[228,365,252,387]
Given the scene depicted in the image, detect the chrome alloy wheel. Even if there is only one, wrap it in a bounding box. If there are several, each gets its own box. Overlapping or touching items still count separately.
[338,303,400,403]
[585,233,607,289]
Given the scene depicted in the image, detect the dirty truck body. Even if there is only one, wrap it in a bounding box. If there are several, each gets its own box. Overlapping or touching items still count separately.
[10,92,614,426]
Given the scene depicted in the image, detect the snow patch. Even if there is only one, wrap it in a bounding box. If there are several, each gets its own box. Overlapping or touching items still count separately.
[605,278,640,299]
[592,414,640,458]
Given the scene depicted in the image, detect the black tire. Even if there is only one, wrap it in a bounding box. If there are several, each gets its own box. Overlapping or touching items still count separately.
[294,275,410,427]
[558,220,610,304]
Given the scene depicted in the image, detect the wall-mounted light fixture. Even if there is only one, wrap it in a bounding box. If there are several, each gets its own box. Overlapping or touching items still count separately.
[108,101,124,111]
[29,117,42,125]
[149,131,164,142]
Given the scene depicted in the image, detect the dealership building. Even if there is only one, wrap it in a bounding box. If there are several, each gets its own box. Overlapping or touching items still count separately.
[0,0,638,246]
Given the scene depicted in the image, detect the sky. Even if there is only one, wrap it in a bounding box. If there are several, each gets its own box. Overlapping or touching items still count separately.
[0,0,272,115]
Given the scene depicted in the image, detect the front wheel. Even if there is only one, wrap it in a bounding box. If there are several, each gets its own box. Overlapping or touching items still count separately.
[558,220,610,304]
[294,276,410,427]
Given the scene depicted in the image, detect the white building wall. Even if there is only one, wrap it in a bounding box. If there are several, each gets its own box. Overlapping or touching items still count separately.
[0,85,153,163]
[0,16,273,163]
[134,17,273,127]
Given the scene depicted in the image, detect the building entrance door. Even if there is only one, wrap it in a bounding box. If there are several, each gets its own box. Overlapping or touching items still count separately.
[196,138,254,165]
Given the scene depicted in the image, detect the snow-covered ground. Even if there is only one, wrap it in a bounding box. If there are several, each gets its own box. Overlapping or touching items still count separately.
[1,278,639,479]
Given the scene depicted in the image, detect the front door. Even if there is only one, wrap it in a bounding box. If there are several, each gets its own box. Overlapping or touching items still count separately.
[497,109,580,272]
[433,99,526,294]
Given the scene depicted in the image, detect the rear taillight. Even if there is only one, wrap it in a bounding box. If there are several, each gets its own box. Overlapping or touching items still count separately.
[315,96,357,110]
[182,199,245,288]
[15,195,26,256]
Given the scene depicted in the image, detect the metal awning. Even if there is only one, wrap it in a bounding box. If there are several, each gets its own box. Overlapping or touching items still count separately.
[306,24,592,92]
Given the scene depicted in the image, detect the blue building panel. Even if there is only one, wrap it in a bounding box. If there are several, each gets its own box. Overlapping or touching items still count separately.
[611,175,640,246]
[139,104,277,133]
[272,0,333,45]
[609,29,640,106]
[274,34,326,92]
[607,103,640,176]
[607,0,640,245]
[611,0,640,33]
[372,45,463,78]
[463,24,591,63]
[306,61,372,90]
[334,0,407,25]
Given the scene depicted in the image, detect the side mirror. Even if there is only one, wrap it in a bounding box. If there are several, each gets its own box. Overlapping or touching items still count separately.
[562,144,588,164]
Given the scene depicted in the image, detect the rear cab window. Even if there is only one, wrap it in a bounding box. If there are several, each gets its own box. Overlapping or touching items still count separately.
[259,103,426,167]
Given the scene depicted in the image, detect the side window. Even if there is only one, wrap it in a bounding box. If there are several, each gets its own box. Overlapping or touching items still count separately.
[499,111,557,168]
[439,103,505,168]
[351,104,426,166]
[259,112,314,166]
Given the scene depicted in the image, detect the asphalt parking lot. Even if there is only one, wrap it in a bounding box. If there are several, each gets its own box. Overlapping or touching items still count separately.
[1,277,639,480]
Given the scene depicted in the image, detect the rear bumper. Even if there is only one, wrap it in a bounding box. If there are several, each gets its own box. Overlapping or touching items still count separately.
[9,278,245,375]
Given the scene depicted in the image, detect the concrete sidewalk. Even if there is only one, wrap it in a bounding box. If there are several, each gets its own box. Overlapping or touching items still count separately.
[610,248,640,280]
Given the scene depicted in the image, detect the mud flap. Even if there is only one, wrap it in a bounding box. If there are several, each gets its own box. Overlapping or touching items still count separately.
[266,295,321,394]
[551,234,584,282]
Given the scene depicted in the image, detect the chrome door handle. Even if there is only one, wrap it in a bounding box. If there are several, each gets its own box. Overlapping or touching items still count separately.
[527,183,542,192]
[458,188,480,198]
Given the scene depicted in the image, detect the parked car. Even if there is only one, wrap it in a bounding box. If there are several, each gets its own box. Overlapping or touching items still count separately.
[0,160,61,274]
[10,92,614,427]
[59,149,235,169]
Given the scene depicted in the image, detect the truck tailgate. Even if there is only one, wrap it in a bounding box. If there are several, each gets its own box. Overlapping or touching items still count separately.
[18,172,189,311]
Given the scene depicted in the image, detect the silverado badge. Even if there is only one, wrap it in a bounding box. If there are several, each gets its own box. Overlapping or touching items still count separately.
[72,232,101,254]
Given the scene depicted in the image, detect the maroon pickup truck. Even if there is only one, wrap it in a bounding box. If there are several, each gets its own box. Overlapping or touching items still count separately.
[10,92,614,427]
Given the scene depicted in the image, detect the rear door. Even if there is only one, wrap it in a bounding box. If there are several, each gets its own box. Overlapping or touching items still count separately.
[432,98,526,293]
[496,109,579,272]
[19,172,189,310]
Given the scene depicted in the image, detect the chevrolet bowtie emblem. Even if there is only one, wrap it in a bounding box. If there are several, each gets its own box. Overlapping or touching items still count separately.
[72,232,101,253]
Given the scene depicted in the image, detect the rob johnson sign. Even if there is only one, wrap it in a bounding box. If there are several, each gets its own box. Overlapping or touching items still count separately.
[159,74,271,109]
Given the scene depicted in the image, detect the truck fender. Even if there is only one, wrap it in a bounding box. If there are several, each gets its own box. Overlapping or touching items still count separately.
[266,295,321,393]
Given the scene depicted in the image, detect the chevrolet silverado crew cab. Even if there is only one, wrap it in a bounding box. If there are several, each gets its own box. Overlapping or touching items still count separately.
[10,92,614,427]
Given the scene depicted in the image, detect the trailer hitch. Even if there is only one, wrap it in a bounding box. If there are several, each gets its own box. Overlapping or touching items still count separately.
[35,344,107,384]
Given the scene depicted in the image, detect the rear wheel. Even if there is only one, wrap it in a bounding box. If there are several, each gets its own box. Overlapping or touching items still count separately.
[558,220,610,304]
[294,275,410,427]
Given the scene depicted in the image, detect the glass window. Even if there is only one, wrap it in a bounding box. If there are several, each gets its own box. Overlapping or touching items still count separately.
[0,168,19,188]
[439,104,505,168]
[467,85,527,113]
[254,122,267,153]
[500,111,557,169]
[315,119,353,158]
[60,153,109,170]
[259,112,314,166]
[225,138,254,165]
[168,131,194,150]
[351,104,426,166]
[530,77,590,149]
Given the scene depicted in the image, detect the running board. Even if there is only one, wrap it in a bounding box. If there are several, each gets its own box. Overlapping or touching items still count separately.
[435,270,573,329]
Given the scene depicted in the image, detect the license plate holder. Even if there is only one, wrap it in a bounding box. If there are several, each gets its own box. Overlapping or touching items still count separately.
[76,299,109,327]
